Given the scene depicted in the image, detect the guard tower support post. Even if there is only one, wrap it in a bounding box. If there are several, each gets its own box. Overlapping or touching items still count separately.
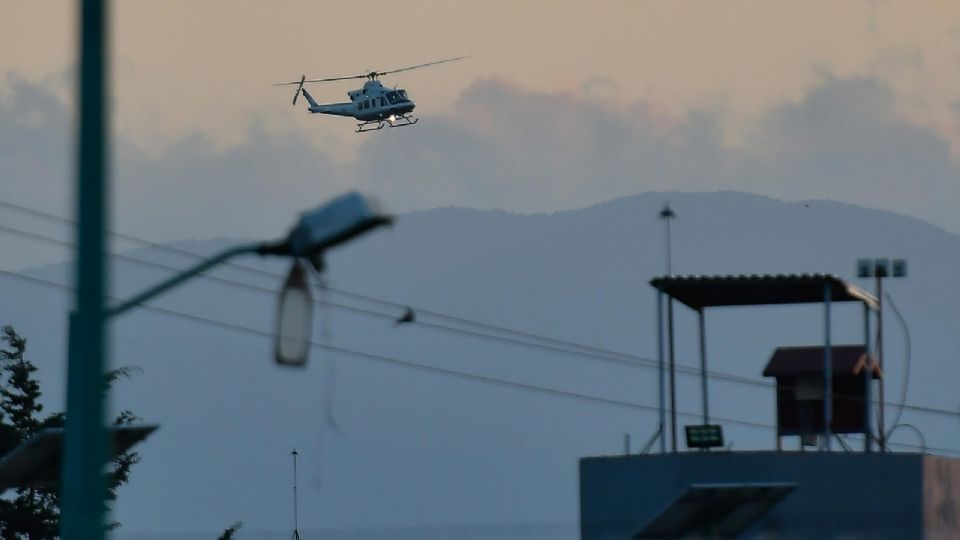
[698,308,709,425]
[863,302,872,453]
[656,290,666,454]
[822,281,832,451]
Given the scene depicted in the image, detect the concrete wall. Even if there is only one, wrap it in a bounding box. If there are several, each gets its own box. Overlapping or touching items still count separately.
[924,455,960,539]
[580,452,928,540]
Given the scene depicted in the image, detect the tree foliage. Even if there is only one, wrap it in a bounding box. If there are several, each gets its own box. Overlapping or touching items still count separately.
[0,326,141,538]
[216,521,243,540]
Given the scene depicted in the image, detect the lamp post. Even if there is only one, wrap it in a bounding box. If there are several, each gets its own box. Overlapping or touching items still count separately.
[61,0,110,536]
[659,203,677,453]
[857,259,907,452]
[857,258,907,453]
[61,192,390,539]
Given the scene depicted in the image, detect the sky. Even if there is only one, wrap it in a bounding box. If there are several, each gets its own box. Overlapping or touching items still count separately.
[3,1,960,535]
[3,1,960,263]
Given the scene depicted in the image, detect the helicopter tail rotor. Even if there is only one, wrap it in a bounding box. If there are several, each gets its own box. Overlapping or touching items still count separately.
[292,75,306,106]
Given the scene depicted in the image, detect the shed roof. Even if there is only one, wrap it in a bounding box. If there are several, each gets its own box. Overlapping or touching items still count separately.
[650,274,878,311]
[763,345,881,379]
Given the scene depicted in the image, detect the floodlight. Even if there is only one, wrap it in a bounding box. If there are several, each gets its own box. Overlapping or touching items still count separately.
[874,258,890,277]
[684,424,724,449]
[857,259,872,278]
[275,260,314,367]
[892,259,907,278]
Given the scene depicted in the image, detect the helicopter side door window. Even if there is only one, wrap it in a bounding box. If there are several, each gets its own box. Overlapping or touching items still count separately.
[380,97,387,107]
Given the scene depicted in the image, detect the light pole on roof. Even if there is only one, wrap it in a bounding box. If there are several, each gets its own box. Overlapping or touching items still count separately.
[659,203,676,276]
[857,257,907,453]
[658,202,678,453]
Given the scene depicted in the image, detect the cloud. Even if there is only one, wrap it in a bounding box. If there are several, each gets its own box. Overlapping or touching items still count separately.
[350,79,730,212]
[350,75,960,233]
[738,75,959,226]
[0,73,72,216]
[2,70,960,254]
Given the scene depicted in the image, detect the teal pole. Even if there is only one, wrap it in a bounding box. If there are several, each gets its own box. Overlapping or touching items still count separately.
[61,0,109,537]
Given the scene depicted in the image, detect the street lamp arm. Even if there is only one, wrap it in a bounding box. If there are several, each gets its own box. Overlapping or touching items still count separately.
[105,242,277,319]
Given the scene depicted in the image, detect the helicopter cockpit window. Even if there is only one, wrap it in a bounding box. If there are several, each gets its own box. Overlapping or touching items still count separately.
[398,90,408,99]
[386,91,399,103]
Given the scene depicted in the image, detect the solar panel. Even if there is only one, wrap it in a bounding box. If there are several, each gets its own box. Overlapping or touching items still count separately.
[634,482,796,539]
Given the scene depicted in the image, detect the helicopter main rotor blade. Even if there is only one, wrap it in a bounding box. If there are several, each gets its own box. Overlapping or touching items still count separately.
[274,74,368,86]
[374,56,469,77]
[274,56,468,87]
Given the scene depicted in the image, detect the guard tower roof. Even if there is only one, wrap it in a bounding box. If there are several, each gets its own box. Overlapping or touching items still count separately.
[763,345,881,379]
[650,274,878,311]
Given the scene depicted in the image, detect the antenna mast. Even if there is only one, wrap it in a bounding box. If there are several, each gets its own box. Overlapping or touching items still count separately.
[291,449,300,540]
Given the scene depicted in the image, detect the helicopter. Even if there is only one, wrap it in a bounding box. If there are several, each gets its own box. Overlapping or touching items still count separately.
[276,56,467,133]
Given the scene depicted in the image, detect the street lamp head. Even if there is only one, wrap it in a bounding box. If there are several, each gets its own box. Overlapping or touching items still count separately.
[275,260,314,367]
[659,203,675,220]
[287,192,392,260]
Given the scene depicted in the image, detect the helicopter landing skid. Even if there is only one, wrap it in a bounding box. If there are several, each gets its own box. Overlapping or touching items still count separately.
[356,121,386,133]
[387,114,419,128]
[355,114,419,133]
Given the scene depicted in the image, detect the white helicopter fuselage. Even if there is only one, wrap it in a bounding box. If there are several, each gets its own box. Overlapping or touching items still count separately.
[302,80,416,121]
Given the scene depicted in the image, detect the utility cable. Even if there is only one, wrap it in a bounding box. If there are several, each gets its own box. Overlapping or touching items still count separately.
[1,265,959,458]
[0,218,776,388]
[884,292,912,437]
[0,201,958,420]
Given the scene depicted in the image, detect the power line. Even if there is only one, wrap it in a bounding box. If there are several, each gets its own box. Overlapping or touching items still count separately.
[0,220,897,407]
[0,266,754,426]
[1,266,958,457]
[0,198,654,358]
[0,217,774,387]
[1,204,959,420]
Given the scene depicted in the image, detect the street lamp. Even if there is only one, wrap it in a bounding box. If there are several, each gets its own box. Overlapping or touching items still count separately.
[275,260,314,367]
[857,257,907,453]
[62,191,390,538]
[658,202,678,453]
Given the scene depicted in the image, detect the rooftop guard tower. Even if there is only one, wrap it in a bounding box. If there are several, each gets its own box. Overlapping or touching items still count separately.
[579,274,960,539]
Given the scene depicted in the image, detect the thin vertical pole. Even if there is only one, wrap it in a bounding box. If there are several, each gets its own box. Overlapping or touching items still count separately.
[876,276,885,452]
[665,215,673,276]
[291,449,300,540]
[659,203,678,453]
[863,303,872,453]
[698,309,709,425]
[823,282,833,451]
[62,0,110,538]
[667,298,677,453]
[656,291,666,454]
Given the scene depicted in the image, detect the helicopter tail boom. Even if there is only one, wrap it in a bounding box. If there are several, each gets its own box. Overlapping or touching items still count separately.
[299,87,320,109]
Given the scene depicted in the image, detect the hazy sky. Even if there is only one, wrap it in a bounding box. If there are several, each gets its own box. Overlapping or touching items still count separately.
[3,1,960,254]
[4,3,960,536]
